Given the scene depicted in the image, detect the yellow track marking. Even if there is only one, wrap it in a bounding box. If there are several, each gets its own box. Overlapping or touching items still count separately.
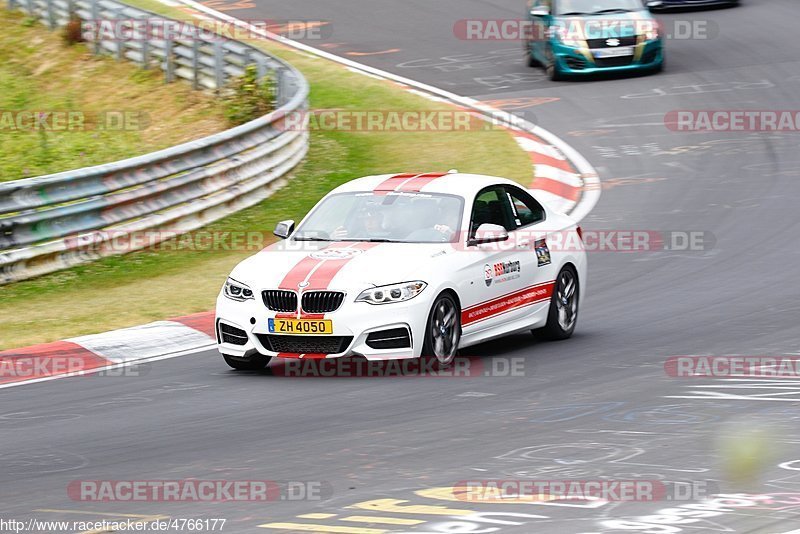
[258,523,388,533]
[342,516,423,525]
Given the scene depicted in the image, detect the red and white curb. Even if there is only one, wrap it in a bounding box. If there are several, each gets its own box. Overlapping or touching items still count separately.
[1,1,601,388]
[0,312,216,389]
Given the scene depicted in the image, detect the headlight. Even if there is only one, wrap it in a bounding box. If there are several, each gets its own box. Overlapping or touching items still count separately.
[642,21,660,41]
[355,281,427,305]
[550,25,582,47]
[224,278,254,301]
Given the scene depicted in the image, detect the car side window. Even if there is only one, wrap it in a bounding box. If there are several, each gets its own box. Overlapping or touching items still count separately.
[470,187,516,235]
[504,186,546,228]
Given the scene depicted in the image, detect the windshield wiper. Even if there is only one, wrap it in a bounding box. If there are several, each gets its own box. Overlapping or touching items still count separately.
[294,236,331,242]
[559,11,589,15]
[590,8,633,14]
[340,238,398,243]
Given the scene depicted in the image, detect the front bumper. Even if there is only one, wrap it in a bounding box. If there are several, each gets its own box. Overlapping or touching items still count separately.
[215,291,432,360]
[553,39,663,75]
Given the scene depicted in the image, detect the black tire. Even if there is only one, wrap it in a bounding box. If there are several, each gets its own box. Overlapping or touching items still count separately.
[533,265,579,341]
[223,353,271,370]
[527,47,541,68]
[545,47,564,81]
[652,56,665,74]
[422,292,461,367]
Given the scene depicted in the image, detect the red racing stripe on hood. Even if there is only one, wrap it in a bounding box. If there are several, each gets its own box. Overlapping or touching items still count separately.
[276,241,352,290]
[274,242,380,321]
[303,241,381,291]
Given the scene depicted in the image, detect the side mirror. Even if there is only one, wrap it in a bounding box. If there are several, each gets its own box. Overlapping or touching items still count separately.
[274,220,295,239]
[530,6,550,16]
[469,223,509,246]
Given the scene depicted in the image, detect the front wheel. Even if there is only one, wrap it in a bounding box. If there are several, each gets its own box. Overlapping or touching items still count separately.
[526,44,541,67]
[223,353,271,370]
[545,47,564,81]
[652,56,665,74]
[533,266,579,340]
[422,293,461,366]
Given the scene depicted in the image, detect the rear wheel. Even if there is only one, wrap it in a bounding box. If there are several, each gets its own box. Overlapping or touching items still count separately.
[223,353,271,370]
[422,293,461,366]
[533,265,579,340]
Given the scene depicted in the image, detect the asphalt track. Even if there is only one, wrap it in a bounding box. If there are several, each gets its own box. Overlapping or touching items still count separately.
[3,1,800,532]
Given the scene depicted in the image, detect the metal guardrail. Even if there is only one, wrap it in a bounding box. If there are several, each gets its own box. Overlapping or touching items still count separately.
[1,0,310,284]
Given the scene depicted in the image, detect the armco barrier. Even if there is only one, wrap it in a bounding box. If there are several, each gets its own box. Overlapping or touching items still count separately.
[1,0,309,284]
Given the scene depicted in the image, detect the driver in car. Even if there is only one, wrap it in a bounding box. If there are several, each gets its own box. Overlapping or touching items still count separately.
[332,207,385,240]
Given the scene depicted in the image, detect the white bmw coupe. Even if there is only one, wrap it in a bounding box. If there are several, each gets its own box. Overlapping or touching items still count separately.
[216,172,587,369]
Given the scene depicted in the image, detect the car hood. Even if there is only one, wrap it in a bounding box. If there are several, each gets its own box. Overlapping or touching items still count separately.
[230,241,455,292]
[554,11,655,39]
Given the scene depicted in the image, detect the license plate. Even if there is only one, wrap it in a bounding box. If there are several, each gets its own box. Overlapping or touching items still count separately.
[268,318,333,335]
[593,46,634,58]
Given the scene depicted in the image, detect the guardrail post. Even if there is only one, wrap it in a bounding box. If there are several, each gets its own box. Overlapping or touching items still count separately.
[114,5,123,61]
[191,39,200,90]
[141,24,149,69]
[164,38,174,82]
[90,0,100,55]
[255,55,266,80]
[213,40,224,91]
[45,0,55,28]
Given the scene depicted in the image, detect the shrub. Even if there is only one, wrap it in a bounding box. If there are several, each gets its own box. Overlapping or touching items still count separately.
[223,65,276,126]
[62,15,84,46]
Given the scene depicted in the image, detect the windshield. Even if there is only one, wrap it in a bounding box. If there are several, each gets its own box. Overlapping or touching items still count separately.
[555,0,645,15]
[294,191,464,243]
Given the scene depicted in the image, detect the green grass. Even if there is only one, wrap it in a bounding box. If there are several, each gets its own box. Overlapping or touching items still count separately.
[0,8,227,180]
[0,1,532,349]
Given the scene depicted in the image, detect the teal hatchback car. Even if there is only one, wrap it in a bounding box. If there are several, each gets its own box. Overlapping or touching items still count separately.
[526,0,664,80]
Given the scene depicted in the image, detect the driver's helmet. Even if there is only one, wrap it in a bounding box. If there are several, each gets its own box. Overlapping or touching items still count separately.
[355,201,385,232]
